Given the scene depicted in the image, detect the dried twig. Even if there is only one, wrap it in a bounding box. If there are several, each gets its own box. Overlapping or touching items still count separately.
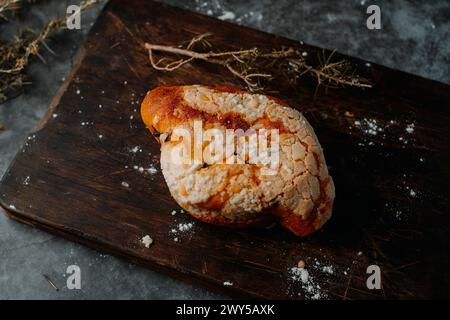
[0,0,102,103]
[0,0,21,21]
[145,33,372,91]
[146,41,270,88]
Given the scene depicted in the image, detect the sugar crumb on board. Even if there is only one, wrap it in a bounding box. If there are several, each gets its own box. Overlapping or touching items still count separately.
[23,176,31,185]
[223,281,233,286]
[406,186,417,198]
[170,209,184,216]
[141,235,153,248]
[322,265,334,275]
[129,145,142,153]
[194,1,263,24]
[132,164,158,175]
[405,123,415,134]
[218,11,235,20]
[171,222,194,234]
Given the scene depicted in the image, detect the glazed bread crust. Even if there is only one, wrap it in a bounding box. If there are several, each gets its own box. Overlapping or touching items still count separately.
[141,85,335,236]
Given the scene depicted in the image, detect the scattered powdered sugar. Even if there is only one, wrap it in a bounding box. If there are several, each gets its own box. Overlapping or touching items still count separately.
[22,134,36,151]
[289,267,324,300]
[218,10,235,20]
[353,118,384,136]
[350,117,418,148]
[121,181,130,188]
[172,222,194,233]
[23,176,31,185]
[322,265,334,275]
[147,165,158,174]
[223,281,233,286]
[170,221,195,242]
[170,209,184,216]
[129,145,142,153]
[132,164,158,175]
[407,187,417,198]
[235,11,262,23]
[291,267,310,283]
[141,235,153,248]
[405,123,415,134]
[9,204,16,210]
[287,257,343,299]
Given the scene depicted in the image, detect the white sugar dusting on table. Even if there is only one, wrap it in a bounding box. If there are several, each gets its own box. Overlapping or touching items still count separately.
[289,266,324,300]
[287,257,343,300]
[172,222,194,234]
[349,116,418,148]
[169,221,195,242]
[218,11,235,20]
[23,176,31,185]
[129,145,142,153]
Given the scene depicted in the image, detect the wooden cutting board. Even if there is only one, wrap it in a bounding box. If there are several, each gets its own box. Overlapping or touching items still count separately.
[1,0,450,299]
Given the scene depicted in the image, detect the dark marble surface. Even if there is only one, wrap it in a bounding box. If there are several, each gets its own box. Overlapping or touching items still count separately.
[0,0,448,299]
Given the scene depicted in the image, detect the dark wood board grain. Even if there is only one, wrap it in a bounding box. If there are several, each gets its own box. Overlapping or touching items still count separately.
[1,0,450,299]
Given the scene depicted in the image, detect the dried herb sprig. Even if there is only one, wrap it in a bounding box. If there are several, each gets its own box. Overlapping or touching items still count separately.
[145,33,372,92]
[0,0,21,21]
[0,0,102,103]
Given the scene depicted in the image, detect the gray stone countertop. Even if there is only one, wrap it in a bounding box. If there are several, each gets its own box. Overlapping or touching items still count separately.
[0,0,448,299]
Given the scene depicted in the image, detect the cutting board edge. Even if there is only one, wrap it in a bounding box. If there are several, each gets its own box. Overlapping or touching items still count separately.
[0,205,277,300]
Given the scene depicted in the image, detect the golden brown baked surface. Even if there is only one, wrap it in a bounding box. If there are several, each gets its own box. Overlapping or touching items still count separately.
[141,85,335,236]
